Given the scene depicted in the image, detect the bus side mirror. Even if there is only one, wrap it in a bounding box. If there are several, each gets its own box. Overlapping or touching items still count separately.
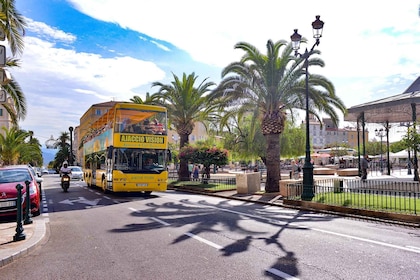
[107,145,114,159]
[167,150,172,161]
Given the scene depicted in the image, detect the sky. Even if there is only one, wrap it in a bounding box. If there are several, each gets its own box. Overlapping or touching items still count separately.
[7,0,420,148]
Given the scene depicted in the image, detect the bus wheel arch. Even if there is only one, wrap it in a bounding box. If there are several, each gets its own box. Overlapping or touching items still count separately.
[101,176,109,194]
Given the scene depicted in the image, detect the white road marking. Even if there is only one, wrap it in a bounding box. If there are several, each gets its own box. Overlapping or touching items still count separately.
[266,268,300,280]
[184,232,223,250]
[128,207,139,212]
[405,246,420,253]
[150,217,171,226]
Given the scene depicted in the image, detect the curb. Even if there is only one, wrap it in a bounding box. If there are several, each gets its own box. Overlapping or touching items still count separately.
[0,218,49,268]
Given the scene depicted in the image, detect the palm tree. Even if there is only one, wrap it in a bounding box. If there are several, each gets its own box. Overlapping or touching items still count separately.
[53,131,71,169]
[214,40,346,192]
[0,126,30,165]
[152,72,218,180]
[130,92,161,105]
[0,1,27,124]
[0,0,26,56]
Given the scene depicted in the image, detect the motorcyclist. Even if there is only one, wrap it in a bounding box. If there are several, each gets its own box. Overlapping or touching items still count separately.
[60,162,72,176]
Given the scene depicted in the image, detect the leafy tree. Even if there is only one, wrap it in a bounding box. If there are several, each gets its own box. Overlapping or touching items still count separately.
[214,40,346,192]
[152,72,219,181]
[179,145,229,180]
[279,120,305,158]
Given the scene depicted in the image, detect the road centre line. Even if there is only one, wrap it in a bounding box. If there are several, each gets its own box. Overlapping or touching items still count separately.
[150,217,171,226]
[128,207,139,213]
[184,232,223,250]
[266,268,300,280]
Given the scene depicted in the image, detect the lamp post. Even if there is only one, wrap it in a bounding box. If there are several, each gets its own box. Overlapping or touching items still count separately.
[400,122,412,175]
[291,15,324,201]
[375,128,385,173]
[69,126,73,165]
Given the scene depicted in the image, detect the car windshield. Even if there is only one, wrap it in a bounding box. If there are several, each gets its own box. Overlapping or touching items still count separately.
[70,167,82,172]
[0,169,32,183]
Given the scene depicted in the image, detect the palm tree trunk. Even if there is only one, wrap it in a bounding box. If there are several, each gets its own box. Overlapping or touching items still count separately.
[265,133,280,192]
[178,133,190,181]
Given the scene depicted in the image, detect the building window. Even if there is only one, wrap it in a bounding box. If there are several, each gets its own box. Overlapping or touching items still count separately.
[0,108,2,116]
[95,109,101,115]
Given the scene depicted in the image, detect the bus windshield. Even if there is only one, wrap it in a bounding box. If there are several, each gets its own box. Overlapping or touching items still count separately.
[113,148,167,173]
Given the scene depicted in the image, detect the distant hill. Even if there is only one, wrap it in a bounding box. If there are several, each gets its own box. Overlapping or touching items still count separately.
[42,147,57,167]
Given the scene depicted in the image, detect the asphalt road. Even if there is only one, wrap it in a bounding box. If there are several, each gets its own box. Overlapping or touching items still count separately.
[0,175,419,280]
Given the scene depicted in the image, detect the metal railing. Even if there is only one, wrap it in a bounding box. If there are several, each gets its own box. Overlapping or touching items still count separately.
[285,178,419,215]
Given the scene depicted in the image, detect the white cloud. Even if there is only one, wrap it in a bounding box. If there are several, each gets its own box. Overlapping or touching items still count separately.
[12,0,420,144]
[25,18,76,43]
[13,35,165,141]
[67,0,420,106]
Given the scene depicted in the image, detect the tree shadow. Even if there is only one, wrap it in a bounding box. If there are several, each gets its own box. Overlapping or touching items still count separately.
[109,195,336,279]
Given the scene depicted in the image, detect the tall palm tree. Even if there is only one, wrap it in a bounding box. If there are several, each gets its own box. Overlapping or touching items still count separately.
[215,40,346,192]
[0,1,27,124]
[152,72,218,180]
[0,0,26,56]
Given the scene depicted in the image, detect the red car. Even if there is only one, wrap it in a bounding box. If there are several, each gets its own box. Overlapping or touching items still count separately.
[0,165,41,217]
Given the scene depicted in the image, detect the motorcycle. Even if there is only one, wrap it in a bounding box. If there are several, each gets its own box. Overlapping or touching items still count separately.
[61,172,70,192]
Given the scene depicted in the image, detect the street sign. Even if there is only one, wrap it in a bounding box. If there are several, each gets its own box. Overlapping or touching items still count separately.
[0,45,5,67]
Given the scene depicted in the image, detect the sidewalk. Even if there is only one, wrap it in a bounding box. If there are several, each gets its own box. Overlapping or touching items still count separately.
[0,217,49,267]
[0,169,417,268]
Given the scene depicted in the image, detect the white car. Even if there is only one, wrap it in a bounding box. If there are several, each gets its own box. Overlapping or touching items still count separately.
[68,166,83,180]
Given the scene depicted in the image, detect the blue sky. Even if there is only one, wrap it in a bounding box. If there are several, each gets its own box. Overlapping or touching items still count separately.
[8,0,420,147]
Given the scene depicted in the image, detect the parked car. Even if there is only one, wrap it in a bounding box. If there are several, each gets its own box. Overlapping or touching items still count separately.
[0,165,41,217]
[48,169,57,174]
[68,166,83,180]
[28,165,44,198]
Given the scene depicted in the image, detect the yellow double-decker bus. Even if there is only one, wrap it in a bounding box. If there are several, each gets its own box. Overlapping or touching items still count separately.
[81,102,170,194]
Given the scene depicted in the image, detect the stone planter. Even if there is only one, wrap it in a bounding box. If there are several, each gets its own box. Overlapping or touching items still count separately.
[236,172,260,194]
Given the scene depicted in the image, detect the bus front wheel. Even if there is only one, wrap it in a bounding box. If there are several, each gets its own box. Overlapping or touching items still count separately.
[144,191,152,196]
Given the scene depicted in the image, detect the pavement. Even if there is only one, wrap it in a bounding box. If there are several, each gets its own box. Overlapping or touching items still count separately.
[0,168,416,268]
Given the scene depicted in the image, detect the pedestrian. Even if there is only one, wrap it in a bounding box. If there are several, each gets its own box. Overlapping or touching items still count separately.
[361,154,369,181]
[188,163,193,179]
[291,160,300,180]
[192,165,200,181]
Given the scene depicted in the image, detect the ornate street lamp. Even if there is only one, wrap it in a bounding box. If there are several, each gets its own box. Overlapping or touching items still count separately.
[291,15,324,201]
[69,126,74,165]
[375,128,386,173]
